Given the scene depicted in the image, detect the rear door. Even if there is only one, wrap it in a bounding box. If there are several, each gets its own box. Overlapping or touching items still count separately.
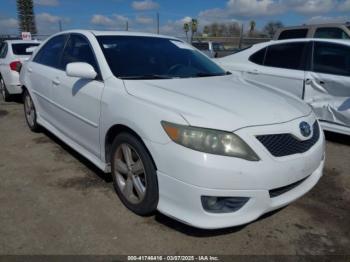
[50,33,104,158]
[243,41,308,98]
[304,41,350,128]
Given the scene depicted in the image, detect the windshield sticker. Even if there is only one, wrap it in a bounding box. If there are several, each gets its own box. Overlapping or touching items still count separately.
[170,40,195,50]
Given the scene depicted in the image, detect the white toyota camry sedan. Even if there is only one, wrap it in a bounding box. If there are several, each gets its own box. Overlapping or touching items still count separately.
[20,30,325,229]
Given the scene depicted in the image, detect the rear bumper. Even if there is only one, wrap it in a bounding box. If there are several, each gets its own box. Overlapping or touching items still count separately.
[6,83,22,94]
[3,70,22,94]
[156,159,324,229]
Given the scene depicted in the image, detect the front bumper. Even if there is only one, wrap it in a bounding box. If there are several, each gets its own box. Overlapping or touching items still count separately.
[156,159,323,229]
[144,115,325,229]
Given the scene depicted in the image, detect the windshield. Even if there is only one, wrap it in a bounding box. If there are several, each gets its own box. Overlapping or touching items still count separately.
[12,43,40,55]
[97,36,226,79]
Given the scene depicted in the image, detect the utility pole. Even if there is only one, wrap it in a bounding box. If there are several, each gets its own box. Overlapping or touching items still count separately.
[156,12,159,34]
[239,23,244,49]
[126,21,129,31]
[58,20,62,32]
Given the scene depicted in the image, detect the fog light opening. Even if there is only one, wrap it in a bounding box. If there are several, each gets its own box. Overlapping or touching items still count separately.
[201,196,249,213]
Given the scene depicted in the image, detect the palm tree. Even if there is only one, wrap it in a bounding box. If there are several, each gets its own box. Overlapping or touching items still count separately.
[16,0,37,34]
[190,18,198,43]
[264,21,284,38]
[183,22,190,42]
[249,20,256,33]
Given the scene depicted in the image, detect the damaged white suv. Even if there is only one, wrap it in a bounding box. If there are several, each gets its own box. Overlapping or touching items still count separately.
[20,31,325,229]
[218,38,350,136]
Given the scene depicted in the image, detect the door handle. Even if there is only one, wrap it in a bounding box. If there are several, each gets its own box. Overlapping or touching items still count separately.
[52,79,60,85]
[305,79,312,85]
[247,69,259,75]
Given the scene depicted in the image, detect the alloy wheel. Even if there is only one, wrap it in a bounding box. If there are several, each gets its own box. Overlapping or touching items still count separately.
[114,143,147,205]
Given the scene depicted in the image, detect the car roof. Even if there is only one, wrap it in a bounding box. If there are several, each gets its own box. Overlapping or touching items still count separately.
[4,40,41,44]
[254,38,350,48]
[57,29,180,41]
[279,23,350,30]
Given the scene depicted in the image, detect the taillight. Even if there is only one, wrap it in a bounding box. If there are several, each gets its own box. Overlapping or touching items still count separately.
[10,61,22,72]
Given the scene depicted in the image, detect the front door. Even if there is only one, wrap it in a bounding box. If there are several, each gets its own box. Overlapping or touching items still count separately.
[304,41,350,129]
[50,34,104,158]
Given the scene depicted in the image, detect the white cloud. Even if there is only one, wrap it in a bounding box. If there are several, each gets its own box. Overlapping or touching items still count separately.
[226,0,283,16]
[91,15,114,27]
[306,15,349,24]
[197,0,349,19]
[132,0,159,11]
[37,12,62,23]
[36,12,70,34]
[34,0,59,6]
[0,18,18,34]
[90,14,128,30]
[135,16,154,25]
[290,0,334,14]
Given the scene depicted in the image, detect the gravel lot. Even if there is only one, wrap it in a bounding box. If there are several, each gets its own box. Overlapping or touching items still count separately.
[0,97,349,255]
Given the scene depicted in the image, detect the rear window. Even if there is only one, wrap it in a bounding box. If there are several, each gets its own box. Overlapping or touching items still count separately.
[12,43,40,55]
[249,47,266,65]
[278,29,308,40]
[192,42,209,51]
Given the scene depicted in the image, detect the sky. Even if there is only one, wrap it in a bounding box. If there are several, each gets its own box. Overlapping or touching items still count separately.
[0,0,350,37]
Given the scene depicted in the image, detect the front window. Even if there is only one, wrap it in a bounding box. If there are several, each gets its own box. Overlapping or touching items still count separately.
[97,36,226,79]
[12,43,40,55]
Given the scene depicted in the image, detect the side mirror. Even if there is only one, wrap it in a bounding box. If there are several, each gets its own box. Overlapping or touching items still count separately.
[66,62,97,79]
[26,46,37,54]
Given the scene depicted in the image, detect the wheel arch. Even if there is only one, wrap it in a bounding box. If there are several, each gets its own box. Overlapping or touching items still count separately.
[104,124,158,170]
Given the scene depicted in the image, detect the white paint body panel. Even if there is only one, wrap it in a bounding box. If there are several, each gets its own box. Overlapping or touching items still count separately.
[20,31,325,229]
[217,38,350,135]
[0,40,40,94]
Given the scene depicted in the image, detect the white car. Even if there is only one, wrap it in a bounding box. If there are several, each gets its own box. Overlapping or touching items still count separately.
[20,30,325,229]
[218,38,350,136]
[0,40,40,101]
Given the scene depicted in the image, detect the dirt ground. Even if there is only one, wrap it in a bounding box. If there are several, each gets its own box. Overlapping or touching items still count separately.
[0,97,349,255]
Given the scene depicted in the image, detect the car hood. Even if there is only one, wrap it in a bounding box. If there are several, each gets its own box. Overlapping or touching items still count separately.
[123,75,311,131]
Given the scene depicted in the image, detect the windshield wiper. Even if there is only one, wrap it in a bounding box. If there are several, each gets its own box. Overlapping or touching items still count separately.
[120,74,174,80]
[195,71,231,77]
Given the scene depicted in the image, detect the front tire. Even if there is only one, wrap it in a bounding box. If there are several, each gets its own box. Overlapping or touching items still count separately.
[23,89,40,132]
[111,133,158,216]
[0,77,10,102]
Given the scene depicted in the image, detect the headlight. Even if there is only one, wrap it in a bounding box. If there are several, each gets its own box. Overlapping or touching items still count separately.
[161,121,259,161]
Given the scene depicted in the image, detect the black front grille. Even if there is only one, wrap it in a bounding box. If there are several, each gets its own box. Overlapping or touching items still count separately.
[256,121,320,157]
[269,176,309,198]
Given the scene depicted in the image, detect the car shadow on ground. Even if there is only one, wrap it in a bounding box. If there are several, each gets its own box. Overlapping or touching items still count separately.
[154,207,286,237]
[324,131,350,146]
[41,128,112,183]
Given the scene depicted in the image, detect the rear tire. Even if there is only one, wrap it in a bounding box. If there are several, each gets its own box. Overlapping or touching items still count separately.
[0,77,10,102]
[23,89,40,132]
[111,132,158,216]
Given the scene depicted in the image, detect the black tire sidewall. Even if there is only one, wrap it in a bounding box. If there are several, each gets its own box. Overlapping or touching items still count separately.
[23,89,40,132]
[111,133,159,216]
[0,77,10,102]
